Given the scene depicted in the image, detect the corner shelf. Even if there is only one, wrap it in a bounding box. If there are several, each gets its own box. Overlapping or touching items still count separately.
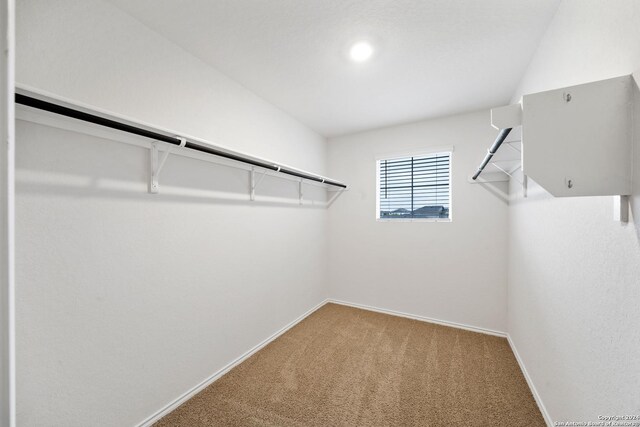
[469,72,639,221]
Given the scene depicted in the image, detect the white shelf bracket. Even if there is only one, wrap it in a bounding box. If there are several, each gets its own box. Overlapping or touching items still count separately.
[149,137,186,194]
[249,167,267,201]
[488,161,528,198]
[614,195,629,223]
[299,180,304,205]
[490,161,523,183]
[491,161,521,178]
[504,140,522,154]
[326,188,345,207]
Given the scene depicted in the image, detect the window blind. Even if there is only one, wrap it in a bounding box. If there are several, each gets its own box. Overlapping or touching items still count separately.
[378,152,450,219]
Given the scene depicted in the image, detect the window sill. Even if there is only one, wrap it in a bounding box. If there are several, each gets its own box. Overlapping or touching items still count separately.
[376,218,452,223]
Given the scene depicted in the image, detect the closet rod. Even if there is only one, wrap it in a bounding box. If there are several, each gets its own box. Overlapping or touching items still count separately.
[15,93,347,189]
[472,127,513,180]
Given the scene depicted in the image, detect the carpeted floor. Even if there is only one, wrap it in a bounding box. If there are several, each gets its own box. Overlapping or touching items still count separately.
[155,303,545,426]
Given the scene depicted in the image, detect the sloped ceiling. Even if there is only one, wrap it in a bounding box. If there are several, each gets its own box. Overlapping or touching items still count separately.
[108,0,560,137]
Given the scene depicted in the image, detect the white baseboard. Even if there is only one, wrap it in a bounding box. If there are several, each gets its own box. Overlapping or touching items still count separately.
[135,298,329,427]
[506,334,553,427]
[327,299,507,337]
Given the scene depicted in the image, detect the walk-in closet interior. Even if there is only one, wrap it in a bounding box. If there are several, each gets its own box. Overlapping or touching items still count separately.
[1,1,639,426]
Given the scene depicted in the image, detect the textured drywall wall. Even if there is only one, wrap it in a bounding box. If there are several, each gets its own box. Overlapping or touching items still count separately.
[0,0,15,425]
[508,0,640,423]
[15,1,328,425]
[327,110,509,333]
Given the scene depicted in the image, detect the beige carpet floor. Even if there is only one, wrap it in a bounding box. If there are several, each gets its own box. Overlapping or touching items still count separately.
[155,303,545,426]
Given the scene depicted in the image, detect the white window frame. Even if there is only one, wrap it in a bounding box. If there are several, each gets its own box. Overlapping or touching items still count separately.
[375,146,453,223]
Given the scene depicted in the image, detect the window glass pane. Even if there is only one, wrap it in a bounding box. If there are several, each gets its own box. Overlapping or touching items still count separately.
[379,152,450,220]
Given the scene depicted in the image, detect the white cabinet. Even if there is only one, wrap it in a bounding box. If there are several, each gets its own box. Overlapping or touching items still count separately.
[522,75,635,197]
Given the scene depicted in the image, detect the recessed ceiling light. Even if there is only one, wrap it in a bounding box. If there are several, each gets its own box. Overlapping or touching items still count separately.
[349,41,374,62]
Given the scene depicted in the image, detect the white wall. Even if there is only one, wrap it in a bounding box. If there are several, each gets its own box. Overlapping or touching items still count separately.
[327,110,509,333]
[508,0,640,423]
[1,0,15,425]
[15,1,328,426]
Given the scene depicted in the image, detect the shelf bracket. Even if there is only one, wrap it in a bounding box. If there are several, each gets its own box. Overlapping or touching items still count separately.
[487,161,528,198]
[149,137,187,194]
[299,180,304,205]
[614,195,629,223]
[250,167,267,201]
[326,188,346,207]
[504,140,522,154]
[491,161,522,182]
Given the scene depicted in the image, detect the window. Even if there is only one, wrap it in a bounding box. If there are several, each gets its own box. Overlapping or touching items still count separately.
[377,151,451,221]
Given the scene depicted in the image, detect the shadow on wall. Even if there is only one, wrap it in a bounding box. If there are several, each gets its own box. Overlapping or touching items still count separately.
[478,180,510,206]
[16,120,332,209]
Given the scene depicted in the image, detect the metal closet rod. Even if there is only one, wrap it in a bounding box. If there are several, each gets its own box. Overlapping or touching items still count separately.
[15,93,347,189]
[472,127,513,180]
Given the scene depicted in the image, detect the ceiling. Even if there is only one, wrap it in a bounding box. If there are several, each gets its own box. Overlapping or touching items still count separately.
[107,0,560,137]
